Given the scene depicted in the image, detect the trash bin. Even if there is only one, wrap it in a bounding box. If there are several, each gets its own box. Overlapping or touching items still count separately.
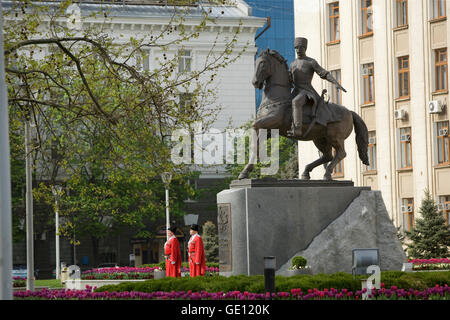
[60,267,69,284]
[153,269,165,280]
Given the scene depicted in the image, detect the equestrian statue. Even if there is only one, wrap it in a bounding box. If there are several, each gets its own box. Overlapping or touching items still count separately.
[238,37,370,181]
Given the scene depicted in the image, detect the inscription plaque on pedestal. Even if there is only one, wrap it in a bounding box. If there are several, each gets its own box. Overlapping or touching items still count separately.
[218,203,232,272]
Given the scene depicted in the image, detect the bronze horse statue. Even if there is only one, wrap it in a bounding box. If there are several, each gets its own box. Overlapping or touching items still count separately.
[238,49,370,180]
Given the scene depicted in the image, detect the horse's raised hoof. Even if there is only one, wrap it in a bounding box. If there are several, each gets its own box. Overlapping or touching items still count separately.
[301,173,311,180]
[323,174,332,181]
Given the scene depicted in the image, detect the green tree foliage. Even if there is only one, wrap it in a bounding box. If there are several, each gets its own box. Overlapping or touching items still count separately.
[5,0,246,254]
[406,190,450,259]
[202,221,218,263]
[9,107,26,242]
[225,120,299,181]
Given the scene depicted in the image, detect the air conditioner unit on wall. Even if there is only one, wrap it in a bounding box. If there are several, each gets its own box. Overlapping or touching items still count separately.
[368,137,376,145]
[400,134,411,142]
[429,100,443,114]
[401,205,413,213]
[438,203,445,211]
[394,109,406,120]
[438,128,449,137]
[362,67,373,76]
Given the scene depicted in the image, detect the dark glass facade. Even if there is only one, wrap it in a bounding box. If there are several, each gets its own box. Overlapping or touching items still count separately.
[246,0,295,110]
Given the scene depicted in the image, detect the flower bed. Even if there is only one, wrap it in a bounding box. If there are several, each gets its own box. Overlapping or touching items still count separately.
[182,266,220,276]
[81,266,219,280]
[13,283,450,300]
[13,277,26,288]
[409,258,450,271]
[81,267,159,280]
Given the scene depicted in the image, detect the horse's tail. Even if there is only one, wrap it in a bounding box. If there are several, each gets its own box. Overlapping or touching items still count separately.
[351,111,370,166]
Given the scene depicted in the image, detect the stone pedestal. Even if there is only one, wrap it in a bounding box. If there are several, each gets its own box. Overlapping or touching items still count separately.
[276,190,407,275]
[217,178,371,276]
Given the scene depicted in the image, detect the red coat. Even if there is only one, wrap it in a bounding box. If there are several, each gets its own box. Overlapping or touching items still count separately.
[188,233,206,277]
[164,236,181,278]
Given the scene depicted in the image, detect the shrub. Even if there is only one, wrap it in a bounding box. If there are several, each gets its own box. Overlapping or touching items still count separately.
[139,262,219,271]
[291,256,307,269]
[202,221,219,263]
[94,271,450,294]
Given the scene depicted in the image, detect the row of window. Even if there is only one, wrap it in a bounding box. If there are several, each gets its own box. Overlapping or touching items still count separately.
[137,49,192,73]
[402,195,450,231]
[327,47,447,107]
[328,0,447,43]
[330,120,449,178]
[364,49,447,103]
[396,49,448,99]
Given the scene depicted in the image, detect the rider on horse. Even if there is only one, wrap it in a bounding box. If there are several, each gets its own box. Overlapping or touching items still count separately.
[288,37,347,138]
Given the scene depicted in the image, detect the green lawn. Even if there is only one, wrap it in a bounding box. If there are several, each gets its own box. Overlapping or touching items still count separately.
[35,279,64,289]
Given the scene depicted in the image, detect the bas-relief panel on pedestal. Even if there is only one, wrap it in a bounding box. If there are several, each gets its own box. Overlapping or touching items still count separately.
[217,203,232,272]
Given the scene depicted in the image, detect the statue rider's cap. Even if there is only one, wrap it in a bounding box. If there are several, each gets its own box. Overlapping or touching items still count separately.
[294,37,308,48]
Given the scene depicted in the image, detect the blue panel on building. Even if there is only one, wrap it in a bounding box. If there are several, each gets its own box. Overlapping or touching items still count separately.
[246,0,295,111]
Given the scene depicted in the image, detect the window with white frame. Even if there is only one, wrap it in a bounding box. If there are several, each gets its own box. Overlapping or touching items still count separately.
[178,49,192,73]
[136,49,150,71]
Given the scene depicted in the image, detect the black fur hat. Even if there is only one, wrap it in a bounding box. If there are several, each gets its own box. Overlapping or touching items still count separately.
[168,226,177,233]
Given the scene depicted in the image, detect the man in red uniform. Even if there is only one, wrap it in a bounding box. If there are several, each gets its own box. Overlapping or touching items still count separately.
[188,224,206,277]
[164,226,181,278]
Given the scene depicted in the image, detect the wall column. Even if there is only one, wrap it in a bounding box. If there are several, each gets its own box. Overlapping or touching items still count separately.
[373,1,396,222]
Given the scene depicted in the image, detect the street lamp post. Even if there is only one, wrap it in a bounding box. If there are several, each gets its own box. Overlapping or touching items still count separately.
[161,172,172,241]
[52,186,62,280]
[0,2,13,300]
[18,70,35,292]
[264,256,276,300]
[25,117,34,291]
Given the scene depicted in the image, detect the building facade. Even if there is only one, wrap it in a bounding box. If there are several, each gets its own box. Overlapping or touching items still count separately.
[294,0,450,230]
[246,0,295,110]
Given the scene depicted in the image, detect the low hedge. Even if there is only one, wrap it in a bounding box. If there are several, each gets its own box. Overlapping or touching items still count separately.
[94,271,450,294]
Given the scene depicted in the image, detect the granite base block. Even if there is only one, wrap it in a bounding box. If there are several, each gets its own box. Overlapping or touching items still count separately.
[276,190,407,275]
[217,179,370,276]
